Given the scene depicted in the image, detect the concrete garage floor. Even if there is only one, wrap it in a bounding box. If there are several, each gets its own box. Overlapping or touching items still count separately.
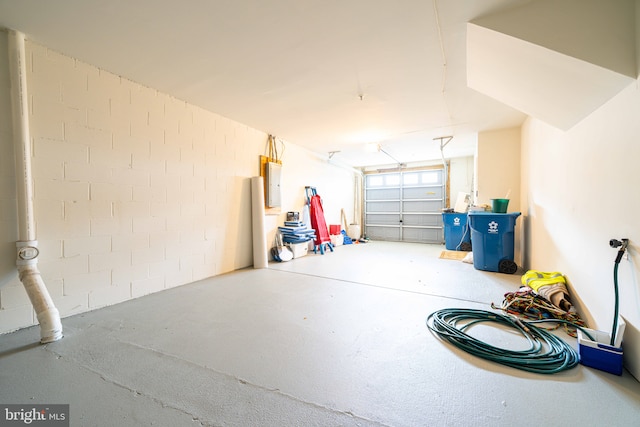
[1,241,640,426]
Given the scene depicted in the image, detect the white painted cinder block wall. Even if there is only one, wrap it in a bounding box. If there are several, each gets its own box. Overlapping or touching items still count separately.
[0,36,355,335]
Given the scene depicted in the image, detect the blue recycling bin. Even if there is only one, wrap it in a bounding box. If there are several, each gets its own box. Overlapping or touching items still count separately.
[468,211,521,273]
[442,213,471,250]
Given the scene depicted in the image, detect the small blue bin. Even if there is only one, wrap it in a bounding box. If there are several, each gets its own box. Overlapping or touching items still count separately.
[442,213,470,250]
[577,323,625,376]
[468,212,521,273]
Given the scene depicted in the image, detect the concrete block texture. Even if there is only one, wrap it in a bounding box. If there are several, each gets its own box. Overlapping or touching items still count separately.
[0,38,263,333]
[0,37,354,336]
[0,305,33,333]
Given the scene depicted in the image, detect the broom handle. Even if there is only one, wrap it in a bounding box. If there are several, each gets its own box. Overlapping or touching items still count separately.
[341,209,348,231]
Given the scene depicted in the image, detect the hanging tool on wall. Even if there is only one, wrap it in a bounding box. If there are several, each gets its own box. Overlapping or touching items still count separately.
[260,135,284,210]
[267,134,285,163]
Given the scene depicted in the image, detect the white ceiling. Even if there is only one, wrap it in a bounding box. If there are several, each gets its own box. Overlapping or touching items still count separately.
[0,0,533,167]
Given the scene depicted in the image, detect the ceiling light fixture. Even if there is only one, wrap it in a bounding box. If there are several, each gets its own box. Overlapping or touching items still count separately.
[363,143,379,153]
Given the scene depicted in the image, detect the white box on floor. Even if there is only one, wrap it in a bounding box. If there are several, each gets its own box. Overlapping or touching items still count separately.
[330,234,343,246]
[287,242,308,258]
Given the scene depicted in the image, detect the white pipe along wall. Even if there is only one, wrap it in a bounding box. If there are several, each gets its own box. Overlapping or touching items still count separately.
[8,30,63,343]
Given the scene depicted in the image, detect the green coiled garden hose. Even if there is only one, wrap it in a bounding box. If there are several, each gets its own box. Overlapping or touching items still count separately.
[610,238,628,346]
[612,261,620,346]
[426,308,581,374]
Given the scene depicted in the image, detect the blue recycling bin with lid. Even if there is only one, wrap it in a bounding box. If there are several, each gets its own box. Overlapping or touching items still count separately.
[442,212,471,250]
[468,211,521,274]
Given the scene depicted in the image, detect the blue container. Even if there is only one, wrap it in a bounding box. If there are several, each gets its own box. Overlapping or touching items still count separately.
[468,212,521,272]
[442,213,470,250]
[578,332,623,375]
[577,323,625,376]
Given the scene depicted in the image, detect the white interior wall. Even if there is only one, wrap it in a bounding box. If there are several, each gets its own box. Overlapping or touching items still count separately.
[0,37,355,335]
[476,127,521,207]
[265,146,357,251]
[521,81,640,380]
[475,127,522,265]
[449,156,474,207]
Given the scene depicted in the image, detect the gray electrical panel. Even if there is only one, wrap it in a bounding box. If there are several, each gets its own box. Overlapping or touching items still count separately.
[266,162,282,207]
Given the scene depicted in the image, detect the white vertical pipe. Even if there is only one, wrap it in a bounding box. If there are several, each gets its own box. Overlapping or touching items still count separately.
[8,29,63,343]
[8,30,35,242]
[251,176,268,269]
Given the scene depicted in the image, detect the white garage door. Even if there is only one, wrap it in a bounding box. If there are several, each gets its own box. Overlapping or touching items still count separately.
[364,169,444,243]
